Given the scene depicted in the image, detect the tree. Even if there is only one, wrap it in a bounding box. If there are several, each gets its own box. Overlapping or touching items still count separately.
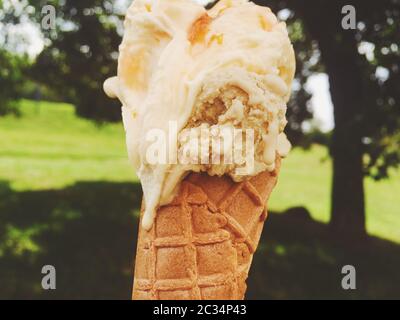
[0,50,28,115]
[28,0,124,121]
[260,0,400,238]
[0,0,30,115]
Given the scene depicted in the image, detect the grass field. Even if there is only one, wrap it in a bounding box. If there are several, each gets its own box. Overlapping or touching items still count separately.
[270,147,400,243]
[0,99,134,190]
[1,100,400,299]
[1,100,399,242]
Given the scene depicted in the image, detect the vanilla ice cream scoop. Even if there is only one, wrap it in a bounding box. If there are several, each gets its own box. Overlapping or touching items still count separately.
[104,0,295,230]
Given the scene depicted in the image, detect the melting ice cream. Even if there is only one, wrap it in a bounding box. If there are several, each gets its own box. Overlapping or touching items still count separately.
[104,0,296,230]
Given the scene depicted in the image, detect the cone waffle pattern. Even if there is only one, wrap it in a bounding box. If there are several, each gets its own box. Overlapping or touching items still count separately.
[132,160,280,300]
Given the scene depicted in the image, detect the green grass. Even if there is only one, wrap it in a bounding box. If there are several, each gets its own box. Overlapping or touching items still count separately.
[0,100,134,190]
[269,146,332,223]
[1,100,399,243]
[270,147,400,243]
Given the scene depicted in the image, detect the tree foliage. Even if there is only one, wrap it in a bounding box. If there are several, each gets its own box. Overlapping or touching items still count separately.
[0,0,31,115]
[260,0,400,180]
[0,49,28,115]
[28,0,124,121]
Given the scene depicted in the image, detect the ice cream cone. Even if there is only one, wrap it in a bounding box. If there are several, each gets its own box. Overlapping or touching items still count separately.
[103,0,295,301]
[132,157,280,300]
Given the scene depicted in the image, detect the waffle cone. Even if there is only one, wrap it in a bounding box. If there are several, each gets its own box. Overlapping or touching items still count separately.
[132,158,280,300]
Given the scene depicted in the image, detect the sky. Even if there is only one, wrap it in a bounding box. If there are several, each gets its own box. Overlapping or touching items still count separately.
[306,74,334,132]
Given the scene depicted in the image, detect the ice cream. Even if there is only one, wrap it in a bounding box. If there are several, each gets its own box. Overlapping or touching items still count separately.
[104,0,295,230]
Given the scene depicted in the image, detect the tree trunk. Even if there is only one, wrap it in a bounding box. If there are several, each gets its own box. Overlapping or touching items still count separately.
[329,82,366,238]
[293,0,367,238]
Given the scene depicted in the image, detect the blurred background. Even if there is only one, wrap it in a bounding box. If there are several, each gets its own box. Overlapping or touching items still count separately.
[0,0,399,299]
